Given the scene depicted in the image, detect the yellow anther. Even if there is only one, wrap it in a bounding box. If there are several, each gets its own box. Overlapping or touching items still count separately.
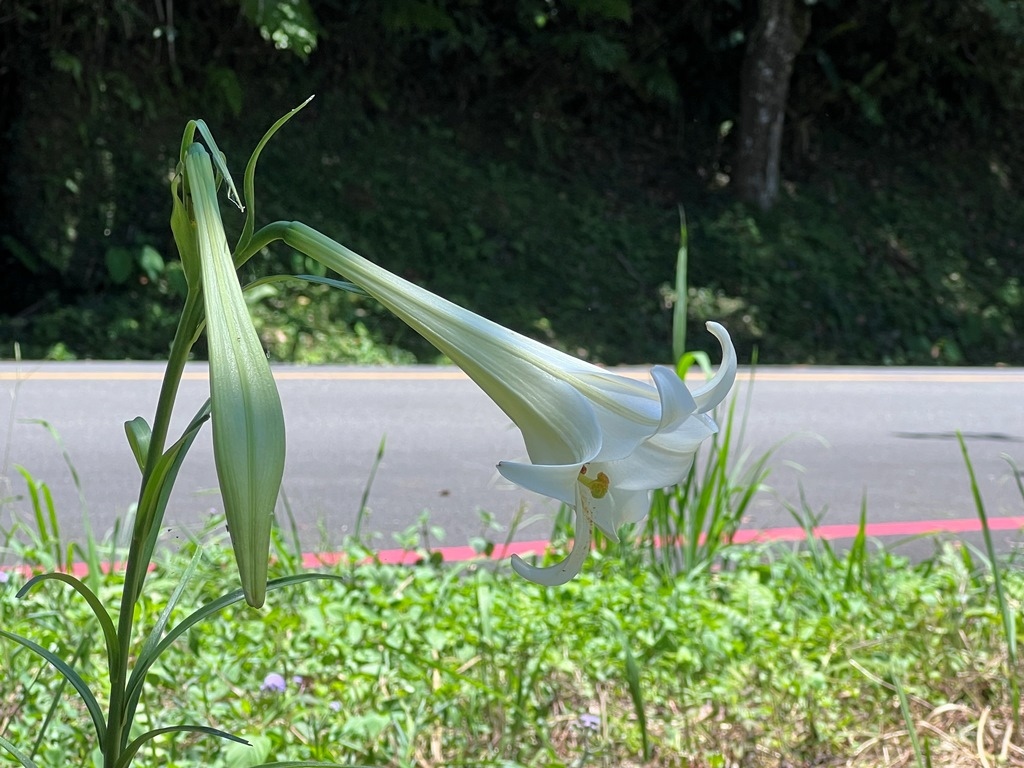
[577,467,610,499]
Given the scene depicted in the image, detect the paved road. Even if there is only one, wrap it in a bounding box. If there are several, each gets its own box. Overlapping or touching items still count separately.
[1,363,1022,556]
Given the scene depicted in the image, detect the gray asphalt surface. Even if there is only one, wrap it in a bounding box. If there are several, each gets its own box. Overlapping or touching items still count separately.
[1,363,1022,555]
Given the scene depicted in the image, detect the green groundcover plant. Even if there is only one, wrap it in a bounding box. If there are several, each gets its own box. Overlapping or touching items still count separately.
[0,101,740,766]
[2,462,1024,767]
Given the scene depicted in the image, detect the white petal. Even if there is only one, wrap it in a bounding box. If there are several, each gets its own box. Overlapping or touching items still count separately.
[692,322,737,414]
[605,415,714,491]
[497,460,586,506]
[586,484,652,537]
[511,487,594,585]
[510,378,604,466]
[607,487,655,528]
[571,370,662,424]
[650,365,698,430]
[561,371,662,462]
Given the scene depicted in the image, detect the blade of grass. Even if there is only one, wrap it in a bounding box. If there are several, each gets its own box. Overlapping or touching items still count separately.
[354,436,386,543]
[894,672,927,768]
[620,627,650,761]
[958,433,1019,735]
[672,205,688,363]
[271,490,303,573]
[844,493,869,593]
[13,466,58,566]
[29,634,91,762]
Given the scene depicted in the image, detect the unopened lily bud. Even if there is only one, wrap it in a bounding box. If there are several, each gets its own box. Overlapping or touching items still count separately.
[185,143,285,608]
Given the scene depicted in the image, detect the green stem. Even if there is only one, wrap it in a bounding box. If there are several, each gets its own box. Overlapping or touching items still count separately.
[234,220,287,268]
[102,217,292,765]
[104,289,203,767]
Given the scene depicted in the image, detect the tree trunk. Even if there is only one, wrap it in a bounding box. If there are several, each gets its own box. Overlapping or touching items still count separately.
[734,0,811,210]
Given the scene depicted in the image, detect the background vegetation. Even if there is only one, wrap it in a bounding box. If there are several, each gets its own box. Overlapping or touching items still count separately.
[2,0,1023,365]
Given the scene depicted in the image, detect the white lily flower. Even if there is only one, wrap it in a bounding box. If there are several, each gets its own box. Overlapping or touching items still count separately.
[284,223,736,585]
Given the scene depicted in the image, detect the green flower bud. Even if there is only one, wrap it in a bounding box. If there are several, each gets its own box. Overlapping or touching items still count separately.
[185,143,285,608]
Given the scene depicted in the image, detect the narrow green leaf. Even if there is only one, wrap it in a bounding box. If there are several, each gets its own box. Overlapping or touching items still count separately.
[844,493,869,592]
[17,572,118,676]
[116,725,249,768]
[192,119,243,211]
[959,434,1016,660]
[14,465,54,556]
[124,416,152,473]
[620,629,649,760]
[170,163,201,289]
[672,204,688,363]
[178,120,199,166]
[292,274,366,294]
[893,673,926,768]
[123,546,205,731]
[241,273,366,297]
[23,417,88,516]
[31,635,91,760]
[0,629,106,744]
[354,435,386,541]
[124,400,210,607]
[0,734,39,768]
[959,433,1020,734]
[138,400,211,570]
[125,574,345,710]
[235,96,314,258]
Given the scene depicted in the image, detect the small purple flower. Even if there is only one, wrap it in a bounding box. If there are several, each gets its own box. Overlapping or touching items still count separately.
[329,701,342,713]
[292,675,304,686]
[577,713,600,733]
[260,672,287,693]
[0,570,10,584]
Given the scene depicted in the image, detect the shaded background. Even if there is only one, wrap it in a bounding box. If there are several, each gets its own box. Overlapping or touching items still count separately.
[1,0,1022,366]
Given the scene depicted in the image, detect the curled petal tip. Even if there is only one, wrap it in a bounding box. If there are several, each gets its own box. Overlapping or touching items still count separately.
[694,322,737,414]
[510,510,593,586]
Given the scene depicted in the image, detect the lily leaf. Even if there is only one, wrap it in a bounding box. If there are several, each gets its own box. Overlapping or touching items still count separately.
[17,572,118,678]
[0,629,106,744]
[116,725,249,768]
[124,573,345,715]
[235,96,314,259]
[124,416,152,473]
[0,734,38,768]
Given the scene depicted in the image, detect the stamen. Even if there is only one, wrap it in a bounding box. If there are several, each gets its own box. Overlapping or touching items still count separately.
[577,468,610,499]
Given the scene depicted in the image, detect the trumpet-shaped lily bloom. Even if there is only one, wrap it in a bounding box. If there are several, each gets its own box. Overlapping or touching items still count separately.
[284,223,736,585]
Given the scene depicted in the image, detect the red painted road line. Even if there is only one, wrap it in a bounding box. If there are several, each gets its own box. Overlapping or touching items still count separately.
[3,516,1022,579]
[302,515,1024,568]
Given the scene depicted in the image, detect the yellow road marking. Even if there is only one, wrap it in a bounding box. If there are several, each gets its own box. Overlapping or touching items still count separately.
[1,369,1022,383]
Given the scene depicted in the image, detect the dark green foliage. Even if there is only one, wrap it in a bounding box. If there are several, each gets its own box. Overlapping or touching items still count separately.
[1,0,1022,363]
